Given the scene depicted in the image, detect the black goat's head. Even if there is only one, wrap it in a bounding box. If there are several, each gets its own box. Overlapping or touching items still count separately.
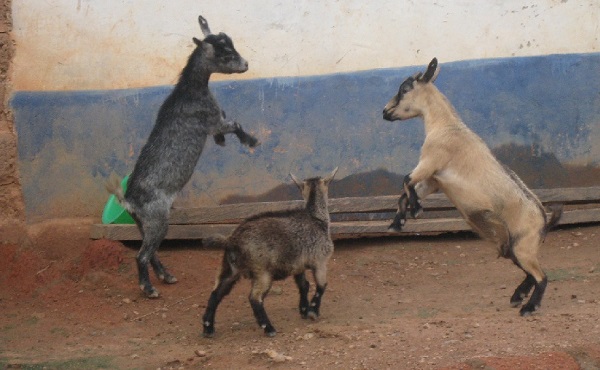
[191,15,248,75]
[382,58,439,121]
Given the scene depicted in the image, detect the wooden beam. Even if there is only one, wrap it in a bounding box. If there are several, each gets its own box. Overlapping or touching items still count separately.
[169,186,600,224]
[90,207,600,241]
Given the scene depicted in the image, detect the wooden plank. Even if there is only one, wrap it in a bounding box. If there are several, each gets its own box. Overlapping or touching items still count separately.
[557,208,600,225]
[89,223,237,241]
[535,187,600,204]
[90,207,600,241]
[170,186,600,224]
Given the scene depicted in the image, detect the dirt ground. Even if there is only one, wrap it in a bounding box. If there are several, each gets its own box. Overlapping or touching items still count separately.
[1,221,599,370]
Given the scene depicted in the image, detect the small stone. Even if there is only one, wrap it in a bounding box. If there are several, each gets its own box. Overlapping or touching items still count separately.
[131,354,139,359]
[122,298,131,304]
[265,349,291,362]
[303,332,315,340]
[194,350,207,357]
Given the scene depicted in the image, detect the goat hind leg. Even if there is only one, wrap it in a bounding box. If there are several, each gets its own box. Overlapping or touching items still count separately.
[294,272,310,319]
[510,273,536,307]
[202,256,240,337]
[150,255,177,284]
[137,210,170,298]
[511,234,547,316]
[249,273,276,336]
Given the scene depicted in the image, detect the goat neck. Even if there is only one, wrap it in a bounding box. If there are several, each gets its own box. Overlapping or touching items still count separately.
[305,182,330,226]
[177,50,213,90]
[420,85,463,135]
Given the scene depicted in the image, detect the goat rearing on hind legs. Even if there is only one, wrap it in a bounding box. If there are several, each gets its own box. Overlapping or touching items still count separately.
[382,58,562,316]
[107,16,259,299]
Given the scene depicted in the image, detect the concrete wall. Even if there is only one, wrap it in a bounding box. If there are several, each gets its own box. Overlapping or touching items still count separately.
[9,1,600,222]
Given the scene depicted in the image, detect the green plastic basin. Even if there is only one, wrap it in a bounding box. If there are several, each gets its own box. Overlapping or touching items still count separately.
[101,175,135,224]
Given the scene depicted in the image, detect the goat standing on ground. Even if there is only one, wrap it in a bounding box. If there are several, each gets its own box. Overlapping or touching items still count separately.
[107,16,259,298]
[202,168,338,337]
[382,58,562,316]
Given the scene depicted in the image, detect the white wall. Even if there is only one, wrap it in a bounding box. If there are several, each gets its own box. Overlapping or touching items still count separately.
[12,0,599,91]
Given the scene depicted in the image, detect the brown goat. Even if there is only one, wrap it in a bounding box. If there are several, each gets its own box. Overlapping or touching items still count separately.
[201,168,337,337]
[382,58,562,316]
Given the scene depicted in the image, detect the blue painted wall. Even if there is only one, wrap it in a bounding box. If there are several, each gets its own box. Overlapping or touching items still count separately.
[11,53,600,221]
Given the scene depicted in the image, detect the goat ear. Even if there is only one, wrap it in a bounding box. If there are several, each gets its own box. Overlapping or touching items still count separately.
[290,173,303,190]
[324,167,338,185]
[198,15,212,37]
[421,57,438,83]
[193,37,202,46]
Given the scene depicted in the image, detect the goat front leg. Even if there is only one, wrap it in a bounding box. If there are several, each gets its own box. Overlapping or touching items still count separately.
[403,175,422,219]
[404,159,438,218]
[294,272,310,319]
[389,191,409,232]
[213,118,260,148]
[232,121,260,147]
[389,177,439,231]
[306,265,328,320]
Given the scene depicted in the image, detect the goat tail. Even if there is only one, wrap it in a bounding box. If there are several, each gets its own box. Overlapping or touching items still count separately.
[105,174,125,200]
[543,204,564,235]
[202,234,230,249]
[105,173,134,214]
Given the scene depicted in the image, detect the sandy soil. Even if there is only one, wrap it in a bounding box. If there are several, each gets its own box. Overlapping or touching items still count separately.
[1,221,599,369]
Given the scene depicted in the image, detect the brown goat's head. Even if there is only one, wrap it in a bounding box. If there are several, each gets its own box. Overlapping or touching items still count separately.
[191,15,248,74]
[382,58,439,121]
[290,168,338,204]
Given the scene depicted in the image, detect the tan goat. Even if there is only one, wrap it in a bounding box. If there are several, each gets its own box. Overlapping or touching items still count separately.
[382,58,562,316]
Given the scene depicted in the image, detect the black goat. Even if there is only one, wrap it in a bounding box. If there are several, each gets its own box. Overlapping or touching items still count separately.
[107,16,259,298]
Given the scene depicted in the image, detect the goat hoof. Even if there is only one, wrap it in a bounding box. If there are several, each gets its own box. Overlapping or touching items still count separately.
[519,303,538,316]
[247,137,260,148]
[144,288,160,299]
[161,274,178,284]
[140,284,160,298]
[213,133,226,146]
[412,207,423,219]
[202,329,215,338]
[510,299,523,308]
[307,311,319,321]
[265,329,277,337]
[387,224,402,233]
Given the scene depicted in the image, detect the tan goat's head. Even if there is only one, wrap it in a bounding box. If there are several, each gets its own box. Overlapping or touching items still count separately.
[382,58,439,121]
